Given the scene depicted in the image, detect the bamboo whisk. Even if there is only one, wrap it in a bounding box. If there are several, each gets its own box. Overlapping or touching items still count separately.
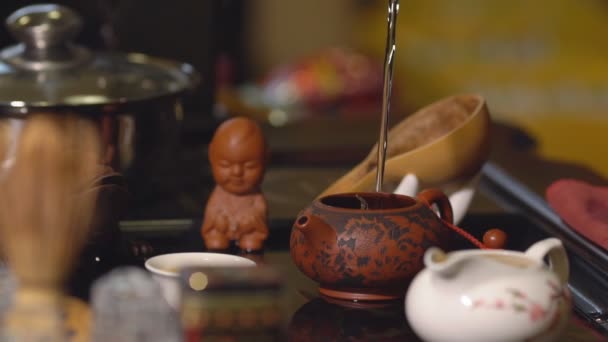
[0,113,101,338]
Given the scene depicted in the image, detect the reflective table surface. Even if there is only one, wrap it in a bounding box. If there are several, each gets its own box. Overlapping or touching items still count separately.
[68,120,608,341]
[110,210,605,341]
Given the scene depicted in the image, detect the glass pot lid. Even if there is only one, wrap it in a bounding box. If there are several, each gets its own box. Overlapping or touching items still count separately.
[0,4,199,111]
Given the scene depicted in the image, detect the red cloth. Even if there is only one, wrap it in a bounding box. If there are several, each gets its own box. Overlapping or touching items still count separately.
[546,179,608,250]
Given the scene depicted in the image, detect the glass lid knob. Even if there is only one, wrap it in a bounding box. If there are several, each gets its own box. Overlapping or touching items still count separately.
[1,3,91,70]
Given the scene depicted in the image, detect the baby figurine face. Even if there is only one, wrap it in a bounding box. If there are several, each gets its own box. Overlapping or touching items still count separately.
[208,118,267,195]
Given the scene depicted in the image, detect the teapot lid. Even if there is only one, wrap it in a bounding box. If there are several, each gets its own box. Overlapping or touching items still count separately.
[0,4,199,114]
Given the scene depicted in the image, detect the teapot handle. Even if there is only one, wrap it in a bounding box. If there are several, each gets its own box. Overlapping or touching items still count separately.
[417,189,454,224]
[525,238,570,285]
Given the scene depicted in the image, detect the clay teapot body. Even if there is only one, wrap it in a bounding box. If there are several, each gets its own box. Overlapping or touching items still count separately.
[290,189,454,301]
[405,238,571,342]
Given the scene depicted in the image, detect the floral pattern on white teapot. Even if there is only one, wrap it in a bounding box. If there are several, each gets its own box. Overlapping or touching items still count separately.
[405,238,571,342]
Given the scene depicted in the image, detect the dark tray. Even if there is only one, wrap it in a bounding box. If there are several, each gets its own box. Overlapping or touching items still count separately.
[481,162,608,334]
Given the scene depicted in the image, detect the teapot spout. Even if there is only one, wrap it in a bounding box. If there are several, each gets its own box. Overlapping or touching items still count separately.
[294,213,336,245]
[423,247,468,278]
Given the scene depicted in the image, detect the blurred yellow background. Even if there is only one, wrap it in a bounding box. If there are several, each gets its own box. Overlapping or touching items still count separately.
[246,0,608,178]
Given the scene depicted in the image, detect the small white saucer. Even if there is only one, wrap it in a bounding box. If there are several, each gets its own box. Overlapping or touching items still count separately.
[145,252,256,276]
[144,252,256,308]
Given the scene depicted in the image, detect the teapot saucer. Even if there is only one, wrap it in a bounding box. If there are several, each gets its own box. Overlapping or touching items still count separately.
[319,286,405,302]
[320,294,401,309]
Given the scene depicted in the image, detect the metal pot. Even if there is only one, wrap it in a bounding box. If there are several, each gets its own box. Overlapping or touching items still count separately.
[0,3,200,182]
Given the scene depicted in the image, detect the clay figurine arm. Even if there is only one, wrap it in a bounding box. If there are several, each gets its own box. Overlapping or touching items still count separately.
[201,198,232,250]
[240,215,268,235]
[238,195,269,235]
[201,213,216,234]
[237,195,269,251]
[252,195,269,234]
[202,211,230,234]
[201,191,228,234]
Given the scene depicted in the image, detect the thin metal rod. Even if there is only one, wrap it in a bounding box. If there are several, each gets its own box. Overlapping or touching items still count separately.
[375,0,399,192]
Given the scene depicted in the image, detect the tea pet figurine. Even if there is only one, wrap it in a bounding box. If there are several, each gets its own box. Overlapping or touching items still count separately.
[405,238,571,342]
[290,189,457,301]
[201,117,269,252]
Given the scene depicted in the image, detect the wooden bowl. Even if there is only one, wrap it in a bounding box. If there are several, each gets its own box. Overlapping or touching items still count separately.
[319,94,491,197]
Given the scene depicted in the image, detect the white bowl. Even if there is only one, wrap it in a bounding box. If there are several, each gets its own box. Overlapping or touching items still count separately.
[144,252,256,308]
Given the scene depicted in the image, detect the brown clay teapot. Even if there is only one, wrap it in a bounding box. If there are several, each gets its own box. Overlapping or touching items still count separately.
[290,189,455,302]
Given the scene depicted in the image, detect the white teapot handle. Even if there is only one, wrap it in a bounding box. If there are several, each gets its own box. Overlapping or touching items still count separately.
[525,238,570,285]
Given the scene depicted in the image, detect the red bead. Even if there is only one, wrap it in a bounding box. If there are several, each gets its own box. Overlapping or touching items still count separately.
[483,228,508,249]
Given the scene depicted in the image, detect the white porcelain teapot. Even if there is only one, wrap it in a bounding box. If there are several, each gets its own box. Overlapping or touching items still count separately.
[405,238,571,342]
